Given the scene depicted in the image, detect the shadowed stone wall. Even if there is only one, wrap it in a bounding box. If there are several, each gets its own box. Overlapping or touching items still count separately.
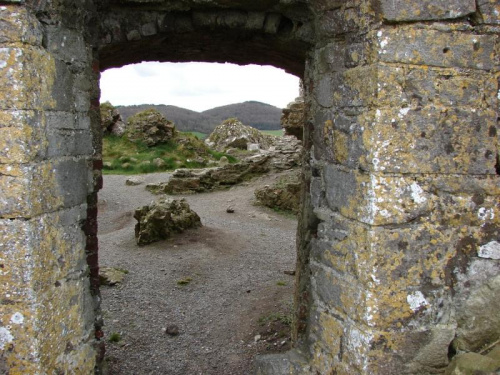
[0,0,498,374]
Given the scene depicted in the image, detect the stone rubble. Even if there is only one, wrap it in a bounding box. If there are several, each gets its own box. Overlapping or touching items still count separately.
[254,170,301,215]
[126,109,176,147]
[205,118,273,152]
[101,102,127,136]
[133,197,201,246]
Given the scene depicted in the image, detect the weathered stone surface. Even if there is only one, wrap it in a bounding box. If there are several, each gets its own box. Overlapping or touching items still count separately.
[126,109,176,146]
[379,0,476,21]
[281,97,304,140]
[147,155,271,194]
[377,28,496,70]
[453,275,500,352]
[134,197,201,246]
[255,171,301,214]
[101,102,126,136]
[445,352,500,375]
[477,0,500,24]
[205,118,272,151]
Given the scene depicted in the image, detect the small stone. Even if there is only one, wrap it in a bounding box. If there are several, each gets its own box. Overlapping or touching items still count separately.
[153,158,166,168]
[284,270,295,276]
[226,206,235,213]
[219,156,229,167]
[125,177,143,186]
[165,325,180,336]
[99,267,127,286]
[254,334,261,342]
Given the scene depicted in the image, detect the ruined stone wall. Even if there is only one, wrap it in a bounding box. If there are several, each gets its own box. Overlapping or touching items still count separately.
[0,0,102,372]
[287,0,500,373]
[0,0,498,374]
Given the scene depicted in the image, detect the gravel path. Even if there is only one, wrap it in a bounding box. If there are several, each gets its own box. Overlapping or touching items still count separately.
[98,171,298,375]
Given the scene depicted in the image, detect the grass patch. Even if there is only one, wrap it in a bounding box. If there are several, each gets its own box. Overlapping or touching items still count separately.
[109,332,121,343]
[276,280,287,286]
[183,131,207,140]
[261,129,284,137]
[102,133,237,175]
[207,149,238,163]
[177,277,192,286]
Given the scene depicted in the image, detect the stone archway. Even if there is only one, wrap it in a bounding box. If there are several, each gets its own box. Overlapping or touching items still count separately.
[1,1,499,374]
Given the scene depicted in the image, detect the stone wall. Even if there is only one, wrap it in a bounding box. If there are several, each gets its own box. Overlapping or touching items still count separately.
[0,0,102,372]
[290,0,500,373]
[0,0,498,374]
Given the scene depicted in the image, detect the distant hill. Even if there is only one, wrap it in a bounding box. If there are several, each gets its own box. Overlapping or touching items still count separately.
[116,101,282,134]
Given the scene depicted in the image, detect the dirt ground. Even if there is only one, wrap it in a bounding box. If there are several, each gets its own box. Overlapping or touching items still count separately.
[98,171,298,375]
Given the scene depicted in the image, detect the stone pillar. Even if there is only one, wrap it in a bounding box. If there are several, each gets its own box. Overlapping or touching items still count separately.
[301,1,499,374]
[0,2,101,373]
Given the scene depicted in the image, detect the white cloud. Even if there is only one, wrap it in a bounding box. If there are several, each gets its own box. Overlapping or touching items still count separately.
[100,62,300,112]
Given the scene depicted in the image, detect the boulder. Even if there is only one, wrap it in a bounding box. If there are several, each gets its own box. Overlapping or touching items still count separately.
[280,97,304,140]
[445,352,500,375]
[254,171,301,214]
[100,102,126,136]
[126,109,176,147]
[134,197,201,246]
[205,118,273,152]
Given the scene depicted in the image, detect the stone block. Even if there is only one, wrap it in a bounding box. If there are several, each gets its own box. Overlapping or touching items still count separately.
[0,158,91,218]
[365,329,455,373]
[378,0,476,21]
[52,59,75,111]
[0,218,35,303]
[453,274,500,352]
[308,309,343,372]
[313,65,377,109]
[311,263,367,324]
[315,41,346,74]
[263,13,281,34]
[0,46,56,110]
[141,22,157,36]
[55,158,92,209]
[314,111,366,167]
[377,28,495,70]
[362,106,497,174]
[310,211,367,276]
[44,25,89,65]
[0,5,43,46]
[376,64,498,109]
[477,0,500,24]
[34,277,96,373]
[323,166,500,226]
[246,11,266,29]
[219,11,247,28]
[324,166,434,226]
[0,110,44,163]
[47,129,93,158]
[317,7,364,38]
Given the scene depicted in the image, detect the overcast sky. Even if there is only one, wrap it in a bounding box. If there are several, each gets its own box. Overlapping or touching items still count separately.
[100,62,300,113]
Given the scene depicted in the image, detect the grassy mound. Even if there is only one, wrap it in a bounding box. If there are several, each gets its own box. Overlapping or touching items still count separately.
[103,132,237,175]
